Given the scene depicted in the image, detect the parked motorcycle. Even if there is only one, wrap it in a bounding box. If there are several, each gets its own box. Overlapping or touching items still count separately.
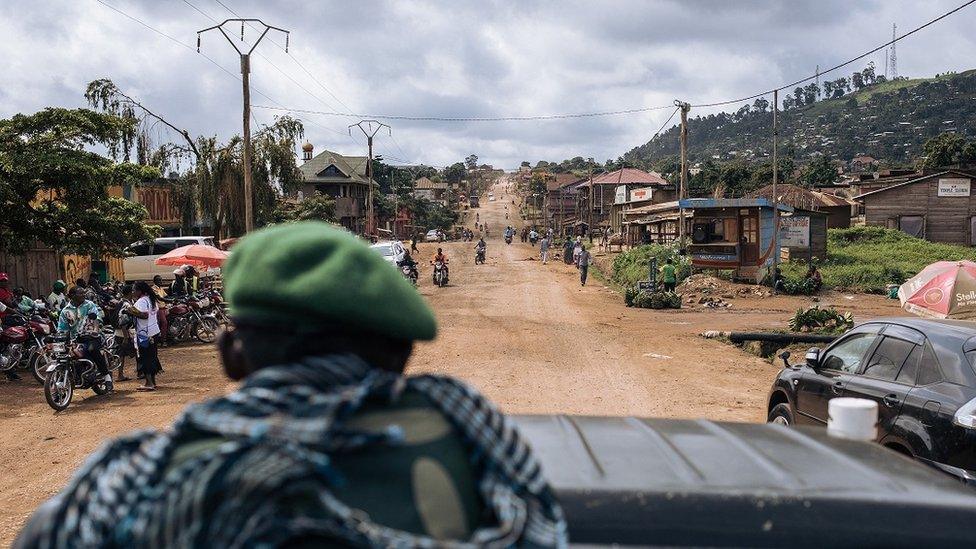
[400,263,419,286]
[165,296,219,344]
[43,334,113,411]
[475,248,486,265]
[432,261,448,287]
[0,315,28,377]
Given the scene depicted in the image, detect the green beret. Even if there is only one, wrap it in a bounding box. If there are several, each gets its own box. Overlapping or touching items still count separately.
[223,222,437,341]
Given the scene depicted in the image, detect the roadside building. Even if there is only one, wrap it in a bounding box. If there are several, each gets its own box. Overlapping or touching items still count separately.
[413,177,450,206]
[576,168,670,233]
[298,143,370,233]
[620,201,690,246]
[680,198,791,282]
[747,183,856,229]
[543,173,582,233]
[609,184,678,238]
[855,169,976,245]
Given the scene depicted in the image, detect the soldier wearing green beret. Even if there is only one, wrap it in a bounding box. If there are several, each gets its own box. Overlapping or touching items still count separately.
[16,221,567,548]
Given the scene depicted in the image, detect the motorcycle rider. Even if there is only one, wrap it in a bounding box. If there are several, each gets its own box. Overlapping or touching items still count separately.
[431,247,450,282]
[58,286,113,391]
[397,249,419,280]
[47,280,68,312]
[169,268,189,297]
[475,237,487,263]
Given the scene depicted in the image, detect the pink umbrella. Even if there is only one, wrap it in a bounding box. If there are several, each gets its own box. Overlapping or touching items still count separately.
[154,244,229,268]
[898,260,976,319]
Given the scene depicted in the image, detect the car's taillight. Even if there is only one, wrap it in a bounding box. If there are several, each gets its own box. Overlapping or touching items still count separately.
[953,396,976,429]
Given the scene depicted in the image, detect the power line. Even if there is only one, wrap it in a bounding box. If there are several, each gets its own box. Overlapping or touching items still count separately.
[691,0,974,108]
[252,103,676,121]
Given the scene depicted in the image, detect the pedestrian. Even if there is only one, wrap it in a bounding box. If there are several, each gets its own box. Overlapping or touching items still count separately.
[573,236,583,267]
[128,281,162,391]
[411,234,419,253]
[661,258,677,293]
[15,222,567,548]
[578,244,592,286]
[47,279,68,312]
[563,236,574,264]
[114,283,135,382]
[540,234,550,264]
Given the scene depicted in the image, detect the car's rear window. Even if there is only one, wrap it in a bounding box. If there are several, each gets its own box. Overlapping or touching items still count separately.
[374,245,394,256]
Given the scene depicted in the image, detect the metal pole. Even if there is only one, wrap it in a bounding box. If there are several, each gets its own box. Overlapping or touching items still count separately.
[349,120,391,237]
[197,18,289,234]
[772,89,779,293]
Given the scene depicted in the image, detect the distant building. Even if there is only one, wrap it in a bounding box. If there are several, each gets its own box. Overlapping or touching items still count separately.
[747,183,857,229]
[542,173,583,231]
[849,155,878,172]
[855,169,976,245]
[576,168,670,232]
[298,143,369,233]
[413,177,450,206]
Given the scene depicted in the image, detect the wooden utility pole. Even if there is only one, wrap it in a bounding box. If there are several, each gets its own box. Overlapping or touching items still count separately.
[198,19,289,234]
[349,120,391,236]
[588,168,594,238]
[675,100,691,243]
[772,89,780,292]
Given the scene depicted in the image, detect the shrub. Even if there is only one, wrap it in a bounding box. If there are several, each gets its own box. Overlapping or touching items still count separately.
[612,245,690,288]
[628,289,681,309]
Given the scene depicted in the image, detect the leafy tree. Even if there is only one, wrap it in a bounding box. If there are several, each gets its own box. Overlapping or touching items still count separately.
[793,87,804,108]
[718,160,753,196]
[800,155,837,187]
[464,154,479,170]
[851,71,864,90]
[782,95,796,110]
[920,132,973,168]
[443,162,466,184]
[272,192,336,223]
[733,104,751,121]
[822,80,835,98]
[862,62,876,86]
[752,98,769,112]
[803,83,819,105]
[0,108,160,255]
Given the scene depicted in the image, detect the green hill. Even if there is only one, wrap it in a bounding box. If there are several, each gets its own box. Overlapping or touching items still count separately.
[623,70,976,167]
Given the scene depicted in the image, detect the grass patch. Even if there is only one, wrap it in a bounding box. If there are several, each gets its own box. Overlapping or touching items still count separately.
[781,226,976,293]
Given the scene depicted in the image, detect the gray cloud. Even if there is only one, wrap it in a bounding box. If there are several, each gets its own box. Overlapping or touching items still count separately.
[1,0,973,169]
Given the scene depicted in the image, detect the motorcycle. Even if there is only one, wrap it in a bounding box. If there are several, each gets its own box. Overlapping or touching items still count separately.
[432,261,448,287]
[197,289,231,327]
[475,248,486,265]
[0,314,28,377]
[400,263,419,286]
[43,334,113,411]
[165,296,219,344]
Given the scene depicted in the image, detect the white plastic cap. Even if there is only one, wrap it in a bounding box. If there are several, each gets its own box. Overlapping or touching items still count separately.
[828,397,878,441]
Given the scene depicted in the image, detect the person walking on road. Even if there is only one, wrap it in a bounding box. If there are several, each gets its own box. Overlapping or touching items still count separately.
[411,234,419,253]
[540,235,550,264]
[563,236,574,264]
[578,245,592,286]
[15,222,567,548]
[661,258,677,293]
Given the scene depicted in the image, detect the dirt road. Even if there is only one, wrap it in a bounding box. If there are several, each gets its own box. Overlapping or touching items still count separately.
[0,177,903,546]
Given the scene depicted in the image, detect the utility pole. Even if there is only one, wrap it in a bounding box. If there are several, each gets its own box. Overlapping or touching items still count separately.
[772,89,780,293]
[349,120,391,237]
[675,100,691,244]
[198,19,289,234]
[587,168,594,239]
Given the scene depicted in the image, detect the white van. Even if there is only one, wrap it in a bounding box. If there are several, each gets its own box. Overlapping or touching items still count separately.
[123,236,216,282]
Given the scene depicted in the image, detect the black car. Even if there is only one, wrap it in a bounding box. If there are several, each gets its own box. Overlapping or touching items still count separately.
[768,318,976,482]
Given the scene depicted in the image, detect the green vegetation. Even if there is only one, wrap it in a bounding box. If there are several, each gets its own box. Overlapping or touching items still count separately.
[789,305,854,334]
[625,289,681,309]
[611,244,690,288]
[781,226,976,293]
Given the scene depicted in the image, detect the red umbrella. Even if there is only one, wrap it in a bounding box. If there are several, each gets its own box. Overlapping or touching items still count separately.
[898,260,976,319]
[154,244,229,268]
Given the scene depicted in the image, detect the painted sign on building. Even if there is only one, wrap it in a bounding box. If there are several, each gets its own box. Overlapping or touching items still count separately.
[137,187,180,224]
[780,216,810,247]
[938,178,971,197]
[628,187,654,202]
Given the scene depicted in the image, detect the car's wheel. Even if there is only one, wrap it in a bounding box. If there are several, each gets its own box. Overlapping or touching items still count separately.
[767,403,794,426]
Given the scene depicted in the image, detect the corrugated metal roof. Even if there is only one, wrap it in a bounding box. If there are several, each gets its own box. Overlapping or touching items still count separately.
[414,177,448,190]
[747,184,857,209]
[587,168,669,187]
[299,149,368,184]
[854,169,972,200]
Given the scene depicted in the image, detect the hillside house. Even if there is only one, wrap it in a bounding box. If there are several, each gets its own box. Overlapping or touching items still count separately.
[413,177,449,206]
[855,170,976,246]
[299,144,369,233]
[747,183,856,229]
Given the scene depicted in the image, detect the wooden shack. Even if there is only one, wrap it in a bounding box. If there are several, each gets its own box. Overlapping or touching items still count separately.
[680,198,791,283]
[855,170,976,245]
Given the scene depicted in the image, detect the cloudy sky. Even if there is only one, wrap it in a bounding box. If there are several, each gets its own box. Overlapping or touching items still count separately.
[2,0,975,170]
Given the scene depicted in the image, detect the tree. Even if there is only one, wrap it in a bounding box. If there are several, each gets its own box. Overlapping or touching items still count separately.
[733,104,750,121]
[464,154,479,170]
[800,155,837,187]
[851,71,865,90]
[793,87,804,108]
[822,80,835,99]
[443,162,466,184]
[0,108,160,255]
[752,97,769,112]
[272,192,336,223]
[718,160,753,196]
[803,83,819,105]
[920,132,969,168]
[862,62,876,86]
[782,95,796,110]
